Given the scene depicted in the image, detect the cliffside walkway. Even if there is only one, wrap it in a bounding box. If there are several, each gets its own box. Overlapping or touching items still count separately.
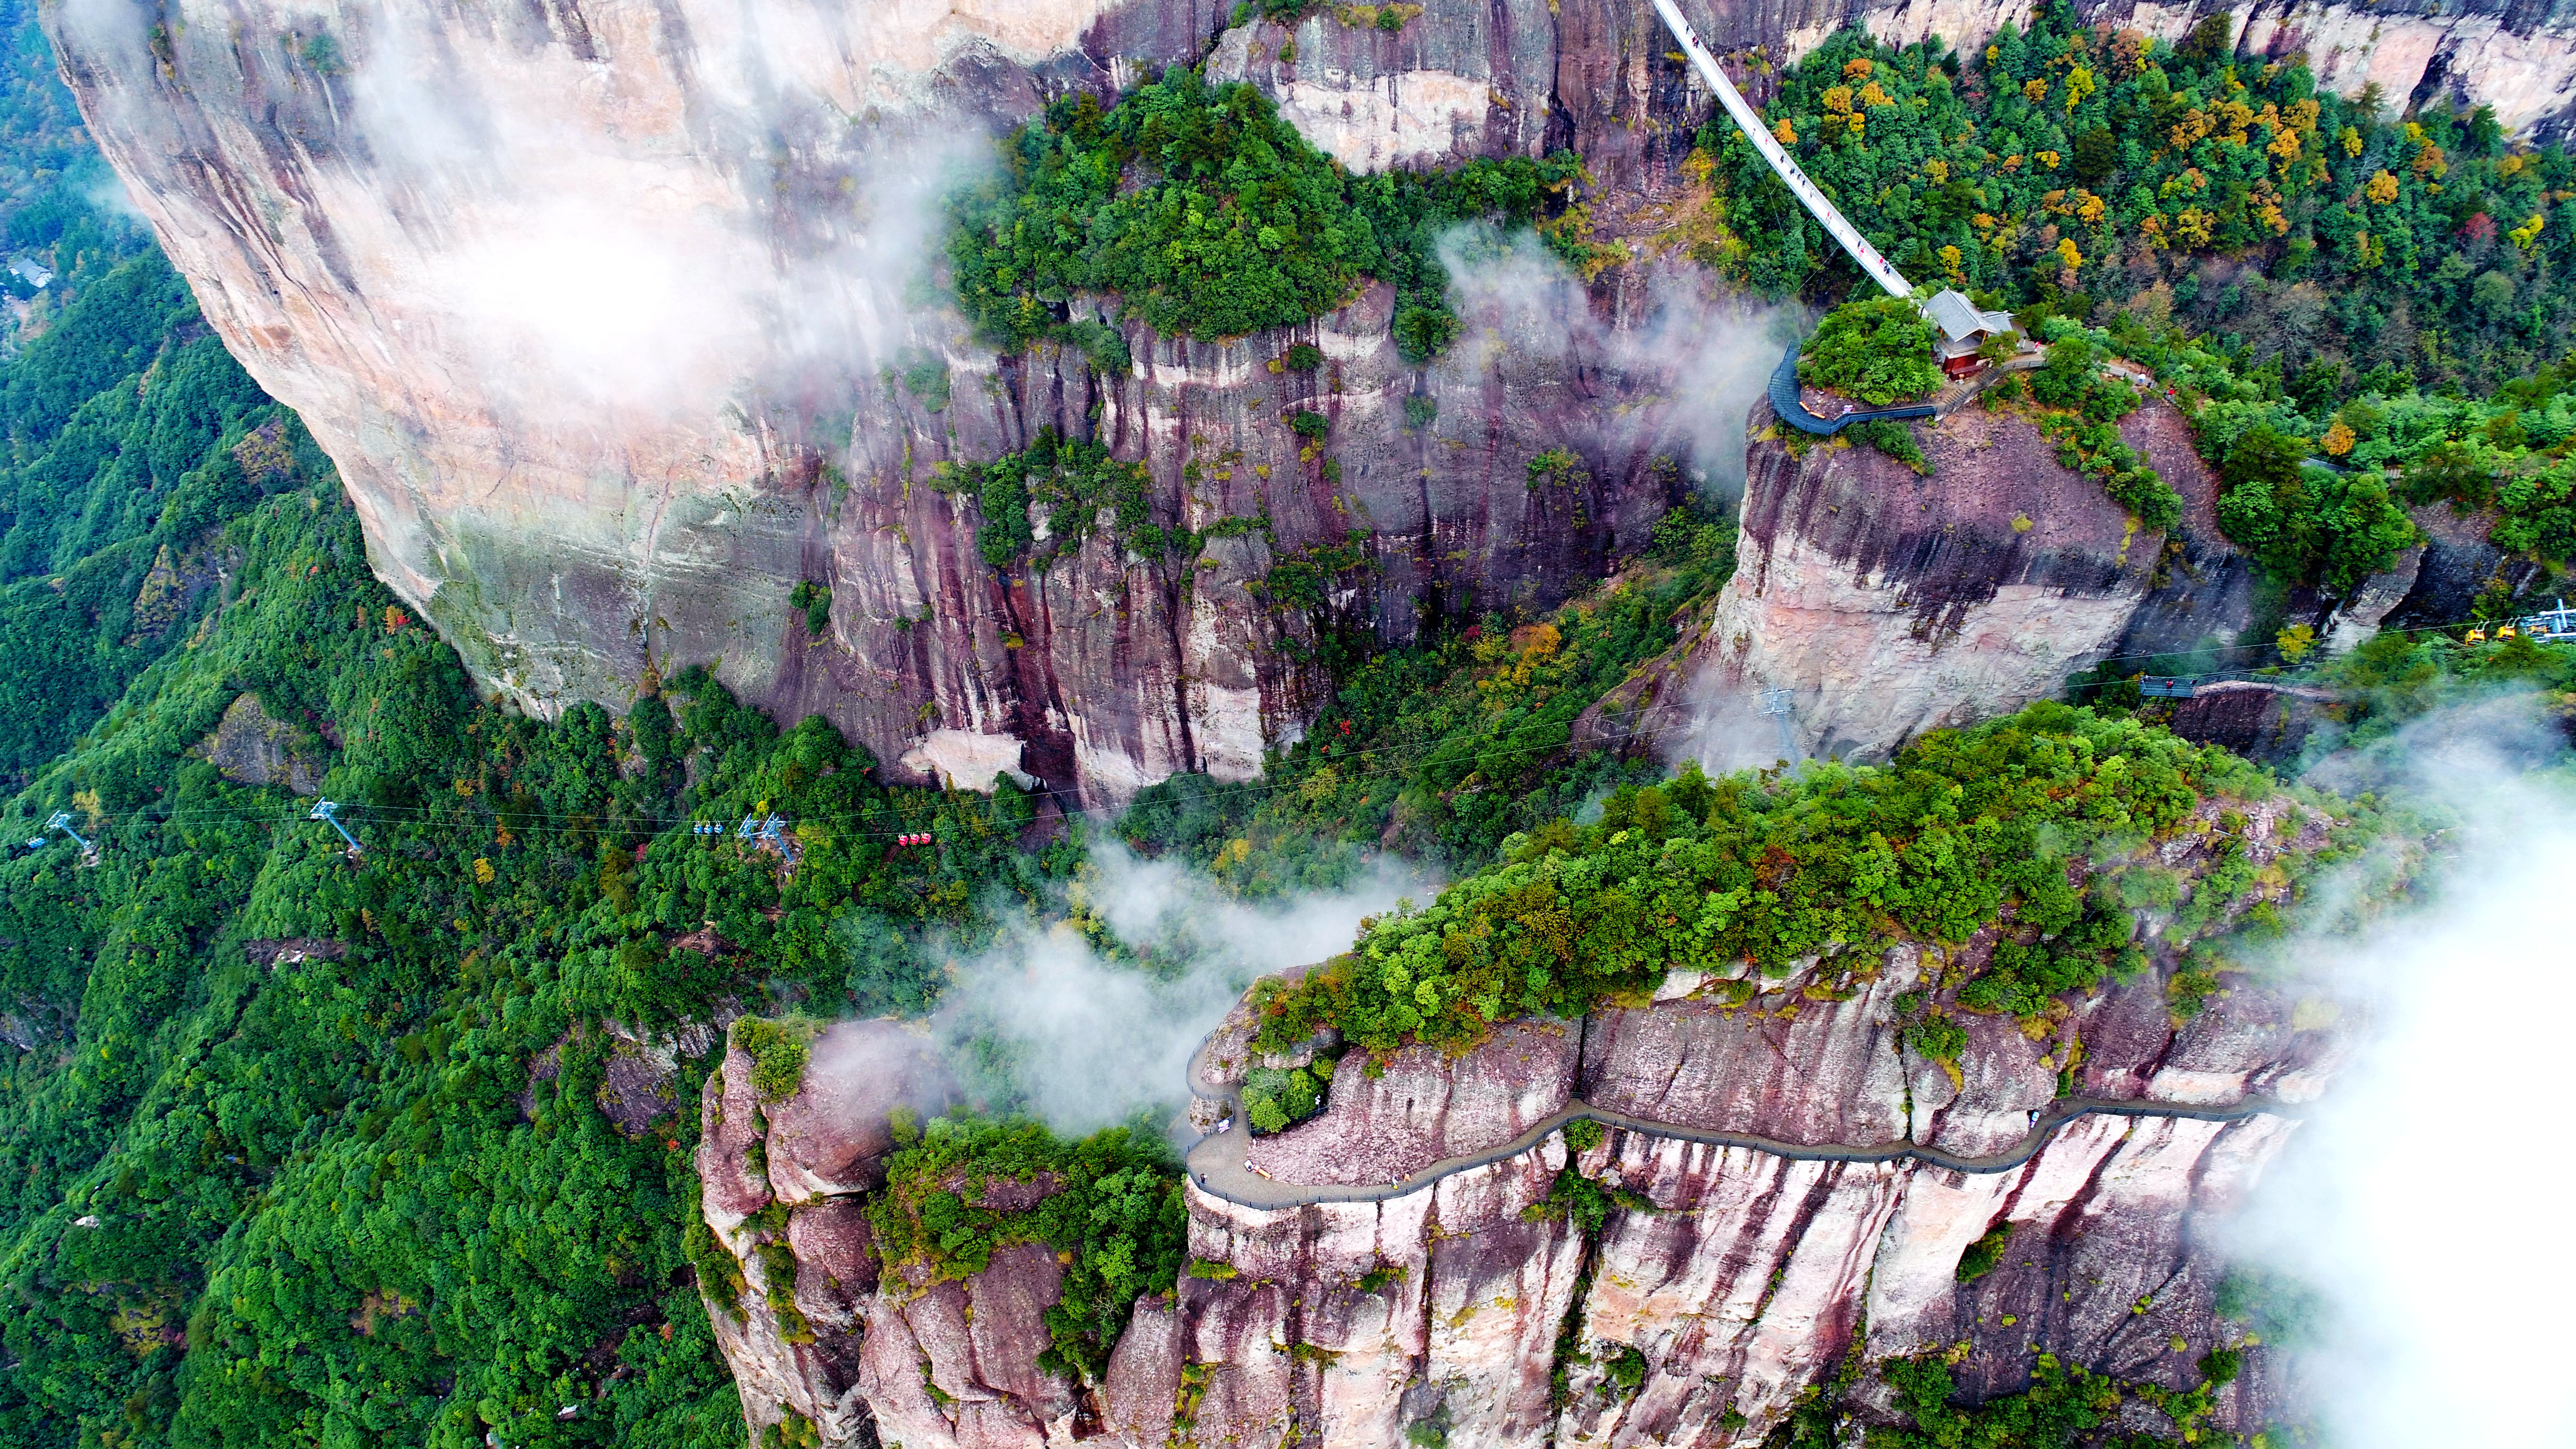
[1182,1031,2294,1211]
[1770,344,2046,437]
[1768,344,1939,436]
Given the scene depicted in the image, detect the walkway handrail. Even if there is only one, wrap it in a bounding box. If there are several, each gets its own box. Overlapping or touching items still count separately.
[1769,342,1938,435]
[1182,1022,2295,1210]
[1651,0,1913,301]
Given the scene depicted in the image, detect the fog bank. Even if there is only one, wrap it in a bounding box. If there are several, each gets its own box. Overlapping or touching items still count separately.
[934,842,1435,1135]
[2236,700,2576,1444]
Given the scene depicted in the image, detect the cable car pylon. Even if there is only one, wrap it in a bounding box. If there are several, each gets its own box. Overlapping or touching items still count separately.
[25,811,96,862]
[310,799,362,858]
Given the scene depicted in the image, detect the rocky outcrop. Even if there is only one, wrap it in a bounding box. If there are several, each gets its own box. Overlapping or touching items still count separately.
[241,936,346,968]
[196,692,328,796]
[55,0,2576,804]
[2384,500,2558,630]
[1160,929,2335,1447]
[695,1020,956,1447]
[2150,680,2326,767]
[1581,968,1917,1146]
[1128,1108,2289,1447]
[693,782,2341,1448]
[44,0,1711,807]
[855,1240,1087,1449]
[594,1017,720,1138]
[706,993,2329,1448]
[1566,1110,2295,1440]
[1693,400,2242,762]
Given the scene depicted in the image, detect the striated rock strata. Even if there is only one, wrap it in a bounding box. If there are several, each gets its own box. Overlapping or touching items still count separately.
[700,788,2343,1447]
[54,0,2576,804]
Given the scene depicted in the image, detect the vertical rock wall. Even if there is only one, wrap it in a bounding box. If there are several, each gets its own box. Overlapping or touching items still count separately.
[1692,400,2239,763]
[50,0,2576,803]
[706,1081,2310,1449]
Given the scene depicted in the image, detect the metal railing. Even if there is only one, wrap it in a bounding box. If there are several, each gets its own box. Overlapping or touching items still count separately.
[1767,342,1938,435]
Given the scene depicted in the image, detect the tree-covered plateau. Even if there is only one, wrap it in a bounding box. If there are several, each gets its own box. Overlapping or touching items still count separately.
[1719,7,2576,598]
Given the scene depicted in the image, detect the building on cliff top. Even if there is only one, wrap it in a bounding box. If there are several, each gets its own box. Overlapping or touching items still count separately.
[1927,288,2017,377]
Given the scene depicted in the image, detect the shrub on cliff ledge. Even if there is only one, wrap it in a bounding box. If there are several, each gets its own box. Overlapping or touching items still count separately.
[1251,703,2290,1058]
[947,65,1589,359]
[1797,296,1941,405]
[865,1116,1186,1385]
[733,1016,814,1103]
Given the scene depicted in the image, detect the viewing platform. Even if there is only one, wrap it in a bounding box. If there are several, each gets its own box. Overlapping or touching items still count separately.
[1769,341,2044,436]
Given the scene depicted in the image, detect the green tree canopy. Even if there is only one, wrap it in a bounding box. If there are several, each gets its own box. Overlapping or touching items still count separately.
[1798,295,1942,404]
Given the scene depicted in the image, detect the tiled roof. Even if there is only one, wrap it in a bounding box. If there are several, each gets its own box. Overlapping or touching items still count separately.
[1924,289,1986,340]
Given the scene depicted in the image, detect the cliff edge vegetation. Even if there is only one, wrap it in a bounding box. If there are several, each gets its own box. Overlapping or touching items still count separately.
[947,64,1595,361]
[1248,703,2351,1058]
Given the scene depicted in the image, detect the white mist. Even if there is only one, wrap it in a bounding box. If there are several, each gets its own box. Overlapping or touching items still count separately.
[2241,709,2576,1445]
[935,841,1433,1134]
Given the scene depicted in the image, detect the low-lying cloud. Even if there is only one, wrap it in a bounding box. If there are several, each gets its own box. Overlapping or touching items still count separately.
[1433,224,1802,498]
[2232,697,2576,1444]
[933,841,1436,1135]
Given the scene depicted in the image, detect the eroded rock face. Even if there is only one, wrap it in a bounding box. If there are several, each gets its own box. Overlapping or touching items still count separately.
[1547,1110,2302,1441]
[694,1022,957,1446]
[44,0,1708,806]
[1159,1142,1588,1449]
[1159,1009,2321,1448]
[842,1104,2297,1449]
[2385,499,2556,630]
[855,1241,1086,1449]
[1582,965,1916,1146]
[1696,401,2235,764]
[57,0,2576,803]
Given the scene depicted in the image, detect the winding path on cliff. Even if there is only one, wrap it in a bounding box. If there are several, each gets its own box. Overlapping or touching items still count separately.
[1180,1028,2296,1210]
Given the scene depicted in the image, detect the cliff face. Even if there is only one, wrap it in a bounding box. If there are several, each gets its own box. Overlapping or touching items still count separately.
[698,1021,957,1446]
[1693,400,2237,762]
[700,791,2341,1448]
[1695,391,2546,766]
[43,0,1707,807]
[50,0,2576,804]
[707,1004,2326,1449]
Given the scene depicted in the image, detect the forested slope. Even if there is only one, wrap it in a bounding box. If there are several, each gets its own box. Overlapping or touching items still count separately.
[0,427,1108,1444]
[0,256,292,781]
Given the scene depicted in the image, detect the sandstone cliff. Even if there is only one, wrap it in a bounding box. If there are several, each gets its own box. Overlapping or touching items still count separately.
[699,787,2343,1448]
[1679,391,2538,766]
[1690,399,2228,762]
[697,1021,957,1446]
[51,0,2576,804]
[705,1006,2323,1449]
